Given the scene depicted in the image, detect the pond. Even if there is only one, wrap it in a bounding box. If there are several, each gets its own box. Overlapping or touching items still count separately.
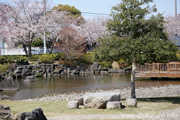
[1,73,180,100]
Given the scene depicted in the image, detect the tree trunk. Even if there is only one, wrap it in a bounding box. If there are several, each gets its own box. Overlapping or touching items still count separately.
[50,40,54,54]
[23,44,28,55]
[28,43,32,58]
[131,60,136,98]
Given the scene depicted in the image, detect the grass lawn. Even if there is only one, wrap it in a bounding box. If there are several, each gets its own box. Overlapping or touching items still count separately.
[0,97,180,117]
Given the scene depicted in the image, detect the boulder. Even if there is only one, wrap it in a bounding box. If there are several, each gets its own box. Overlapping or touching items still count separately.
[0,105,12,120]
[126,98,137,107]
[106,101,122,109]
[13,69,22,74]
[100,71,108,74]
[68,101,79,109]
[112,61,120,69]
[20,108,47,120]
[83,92,121,109]
[92,62,99,70]
[0,77,19,91]
[24,76,38,82]
[13,113,22,120]
[0,95,11,100]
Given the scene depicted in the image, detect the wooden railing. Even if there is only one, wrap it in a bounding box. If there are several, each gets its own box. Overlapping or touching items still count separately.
[135,62,180,78]
[136,62,180,73]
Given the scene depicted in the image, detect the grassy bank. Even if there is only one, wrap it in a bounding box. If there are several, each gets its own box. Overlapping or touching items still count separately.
[0,97,180,117]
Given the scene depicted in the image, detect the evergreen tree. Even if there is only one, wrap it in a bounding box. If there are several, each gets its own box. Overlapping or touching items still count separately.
[95,0,177,98]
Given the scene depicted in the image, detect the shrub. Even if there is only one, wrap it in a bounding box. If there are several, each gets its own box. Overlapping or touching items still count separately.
[14,55,29,63]
[98,61,112,68]
[176,51,180,62]
[30,55,39,61]
[78,52,95,64]
[0,56,6,64]
[0,55,28,63]
[38,54,56,63]
[0,63,11,73]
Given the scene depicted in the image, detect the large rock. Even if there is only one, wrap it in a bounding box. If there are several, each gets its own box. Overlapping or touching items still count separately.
[83,92,121,109]
[24,76,38,82]
[68,101,79,109]
[0,77,19,91]
[112,61,119,69]
[20,108,47,120]
[92,62,99,70]
[0,105,12,120]
[126,98,137,107]
[0,95,11,100]
[106,101,122,109]
[13,67,23,74]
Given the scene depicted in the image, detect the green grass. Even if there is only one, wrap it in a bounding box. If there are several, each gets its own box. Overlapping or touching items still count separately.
[0,97,180,117]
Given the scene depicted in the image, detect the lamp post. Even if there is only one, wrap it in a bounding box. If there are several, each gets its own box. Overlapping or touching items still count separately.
[175,0,177,17]
[43,0,47,54]
[0,33,4,55]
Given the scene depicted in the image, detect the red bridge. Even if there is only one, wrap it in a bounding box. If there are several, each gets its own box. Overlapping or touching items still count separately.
[135,62,180,78]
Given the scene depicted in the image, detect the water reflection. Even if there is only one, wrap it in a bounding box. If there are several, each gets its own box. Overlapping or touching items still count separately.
[0,73,180,100]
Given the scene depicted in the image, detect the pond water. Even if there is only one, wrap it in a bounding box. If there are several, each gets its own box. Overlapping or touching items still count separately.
[1,73,180,100]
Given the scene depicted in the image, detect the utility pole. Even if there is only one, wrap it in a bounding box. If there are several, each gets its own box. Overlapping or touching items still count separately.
[175,0,177,17]
[43,0,47,54]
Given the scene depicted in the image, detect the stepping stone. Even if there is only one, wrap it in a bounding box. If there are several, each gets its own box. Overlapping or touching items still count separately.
[83,92,121,109]
[68,101,79,109]
[126,98,137,107]
[106,101,122,109]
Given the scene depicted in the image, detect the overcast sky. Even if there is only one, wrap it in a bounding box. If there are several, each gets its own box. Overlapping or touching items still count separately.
[1,0,179,19]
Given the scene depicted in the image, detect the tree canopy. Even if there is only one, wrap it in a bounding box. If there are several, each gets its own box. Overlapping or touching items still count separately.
[52,4,82,18]
[95,0,177,64]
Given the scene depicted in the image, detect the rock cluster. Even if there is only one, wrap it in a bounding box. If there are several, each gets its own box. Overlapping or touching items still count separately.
[18,108,47,120]
[68,92,123,109]
[1,62,130,80]
[83,92,121,109]
[0,95,12,100]
[0,106,47,120]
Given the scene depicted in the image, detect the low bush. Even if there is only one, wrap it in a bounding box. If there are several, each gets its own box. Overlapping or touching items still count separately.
[98,61,112,68]
[78,52,95,64]
[0,55,28,63]
[38,54,56,63]
[176,51,180,62]
[0,63,11,73]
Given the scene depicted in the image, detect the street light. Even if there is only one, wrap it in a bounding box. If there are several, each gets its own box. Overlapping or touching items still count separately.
[175,0,177,17]
[43,0,47,54]
[0,33,4,55]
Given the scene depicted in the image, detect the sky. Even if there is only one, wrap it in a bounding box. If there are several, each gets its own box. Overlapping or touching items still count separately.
[0,0,179,19]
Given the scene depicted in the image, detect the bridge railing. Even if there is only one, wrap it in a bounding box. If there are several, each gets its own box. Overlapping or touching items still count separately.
[136,62,180,73]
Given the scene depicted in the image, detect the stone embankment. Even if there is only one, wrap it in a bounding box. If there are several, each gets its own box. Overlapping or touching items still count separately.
[23,84,180,101]
[0,62,131,80]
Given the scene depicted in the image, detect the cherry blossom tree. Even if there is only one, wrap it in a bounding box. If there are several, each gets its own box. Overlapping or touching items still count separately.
[0,0,44,57]
[71,17,109,49]
[40,10,77,53]
[164,15,180,37]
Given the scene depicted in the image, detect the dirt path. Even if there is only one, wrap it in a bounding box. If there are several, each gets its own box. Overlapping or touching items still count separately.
[47,109,180,120]
[47,114,143,120]
[160,107,180,120]
[47,106,180,120]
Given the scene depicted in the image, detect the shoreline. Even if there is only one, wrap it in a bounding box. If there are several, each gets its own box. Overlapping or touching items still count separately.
[22,84,180,101]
